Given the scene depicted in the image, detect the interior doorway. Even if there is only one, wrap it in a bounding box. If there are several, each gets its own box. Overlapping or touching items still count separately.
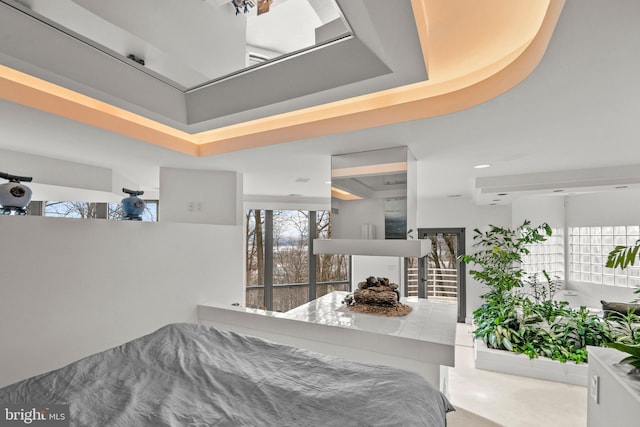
[411,228,466,323]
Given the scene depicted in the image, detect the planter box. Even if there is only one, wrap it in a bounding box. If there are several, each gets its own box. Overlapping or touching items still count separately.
[474,338,588,386]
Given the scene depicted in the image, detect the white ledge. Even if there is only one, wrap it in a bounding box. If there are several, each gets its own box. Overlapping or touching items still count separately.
[475,338,588,386]
[313,238,430,257]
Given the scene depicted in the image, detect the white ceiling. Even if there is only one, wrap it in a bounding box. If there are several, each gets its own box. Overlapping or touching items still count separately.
[0,0,639,205]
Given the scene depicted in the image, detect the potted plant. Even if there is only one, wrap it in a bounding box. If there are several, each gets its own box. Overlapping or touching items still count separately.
[460,220,552,352]
[462,220,620,364]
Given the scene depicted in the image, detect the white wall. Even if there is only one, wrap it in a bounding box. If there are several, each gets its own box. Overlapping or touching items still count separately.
[0,148,128,202]
[352,256,403,294]
[417,196,511,322]
[512,195,565,229]
[160,168,243,225]
[566,189,640,226]
[0,215,243,388]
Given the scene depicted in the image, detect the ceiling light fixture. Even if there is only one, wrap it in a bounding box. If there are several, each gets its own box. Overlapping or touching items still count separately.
[497,193,508,196]
[553,189,564,193]
[616,185,628,189]
[474,164,491,169]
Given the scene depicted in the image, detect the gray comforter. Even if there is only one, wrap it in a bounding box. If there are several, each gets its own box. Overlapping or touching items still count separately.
[0,323,453,426]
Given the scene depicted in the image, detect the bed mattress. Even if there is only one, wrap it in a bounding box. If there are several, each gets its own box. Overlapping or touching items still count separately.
[0,323,453,426]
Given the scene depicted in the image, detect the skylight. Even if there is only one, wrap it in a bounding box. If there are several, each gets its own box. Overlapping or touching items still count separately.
[3,0,351,91]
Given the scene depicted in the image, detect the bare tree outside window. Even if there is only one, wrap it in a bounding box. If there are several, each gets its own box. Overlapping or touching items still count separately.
[44,201,104,218]
[43,201,158,221]
[316,210,349,296]
[245,209,349,310]
[246,209,265,287]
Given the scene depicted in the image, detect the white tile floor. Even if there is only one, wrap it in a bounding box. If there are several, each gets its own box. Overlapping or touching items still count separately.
[449,323,587,427]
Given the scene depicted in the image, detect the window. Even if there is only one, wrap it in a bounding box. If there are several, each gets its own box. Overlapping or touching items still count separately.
[569,226,640,288]
[522,227,564,280]
[315,210,349,298]
[44,201,107,218]
[245,209,349,312]
[41,200,158,221]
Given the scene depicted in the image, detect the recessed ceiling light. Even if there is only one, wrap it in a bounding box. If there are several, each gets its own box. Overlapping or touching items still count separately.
[447,194,462,198]
[489,203,497,206]
[288,193,302,197]
[474,164,491,169]
[492,199,501,202]
[615,185,628,189]
[553,189,564,193]
[497,193,508,196]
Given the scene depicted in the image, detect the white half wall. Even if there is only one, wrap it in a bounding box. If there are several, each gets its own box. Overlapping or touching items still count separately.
[417,196,511,322]
[0,215,243,388]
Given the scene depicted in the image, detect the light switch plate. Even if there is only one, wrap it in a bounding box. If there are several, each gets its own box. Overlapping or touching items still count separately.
[590,375,599,404]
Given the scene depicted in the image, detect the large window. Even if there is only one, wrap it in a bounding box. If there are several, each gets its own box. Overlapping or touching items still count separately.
[569,226,640,288]
[245,209,349,312]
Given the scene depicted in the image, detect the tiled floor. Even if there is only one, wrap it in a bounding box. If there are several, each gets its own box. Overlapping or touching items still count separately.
[448,323,587,427]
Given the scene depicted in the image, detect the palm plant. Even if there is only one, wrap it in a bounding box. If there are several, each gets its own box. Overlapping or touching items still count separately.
[606,241,640,301]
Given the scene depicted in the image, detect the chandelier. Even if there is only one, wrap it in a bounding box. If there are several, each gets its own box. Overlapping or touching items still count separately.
[230,0,255,15]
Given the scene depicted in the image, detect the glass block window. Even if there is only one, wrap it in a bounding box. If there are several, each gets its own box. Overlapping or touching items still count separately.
[569,226,640,288]
[522,227,564,280]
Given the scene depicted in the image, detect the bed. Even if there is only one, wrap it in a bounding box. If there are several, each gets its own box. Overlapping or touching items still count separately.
[0,323,453,426]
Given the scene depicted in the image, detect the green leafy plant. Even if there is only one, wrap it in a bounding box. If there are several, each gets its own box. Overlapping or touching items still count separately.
[472,294,521,351]
[461,220,552,351]
[606,241,640,302]
[461,219,628,365]
[461,220,552,297]
[606,239,640,269]
[605,310,640,344]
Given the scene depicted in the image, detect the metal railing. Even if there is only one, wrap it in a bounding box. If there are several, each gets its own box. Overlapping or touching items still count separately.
[407,267,458,301]
[407,268,419,297]
[427,267,457,301]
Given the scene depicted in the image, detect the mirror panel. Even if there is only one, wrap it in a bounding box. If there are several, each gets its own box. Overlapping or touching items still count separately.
[331,147,414,240]
[1,0,351,90]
